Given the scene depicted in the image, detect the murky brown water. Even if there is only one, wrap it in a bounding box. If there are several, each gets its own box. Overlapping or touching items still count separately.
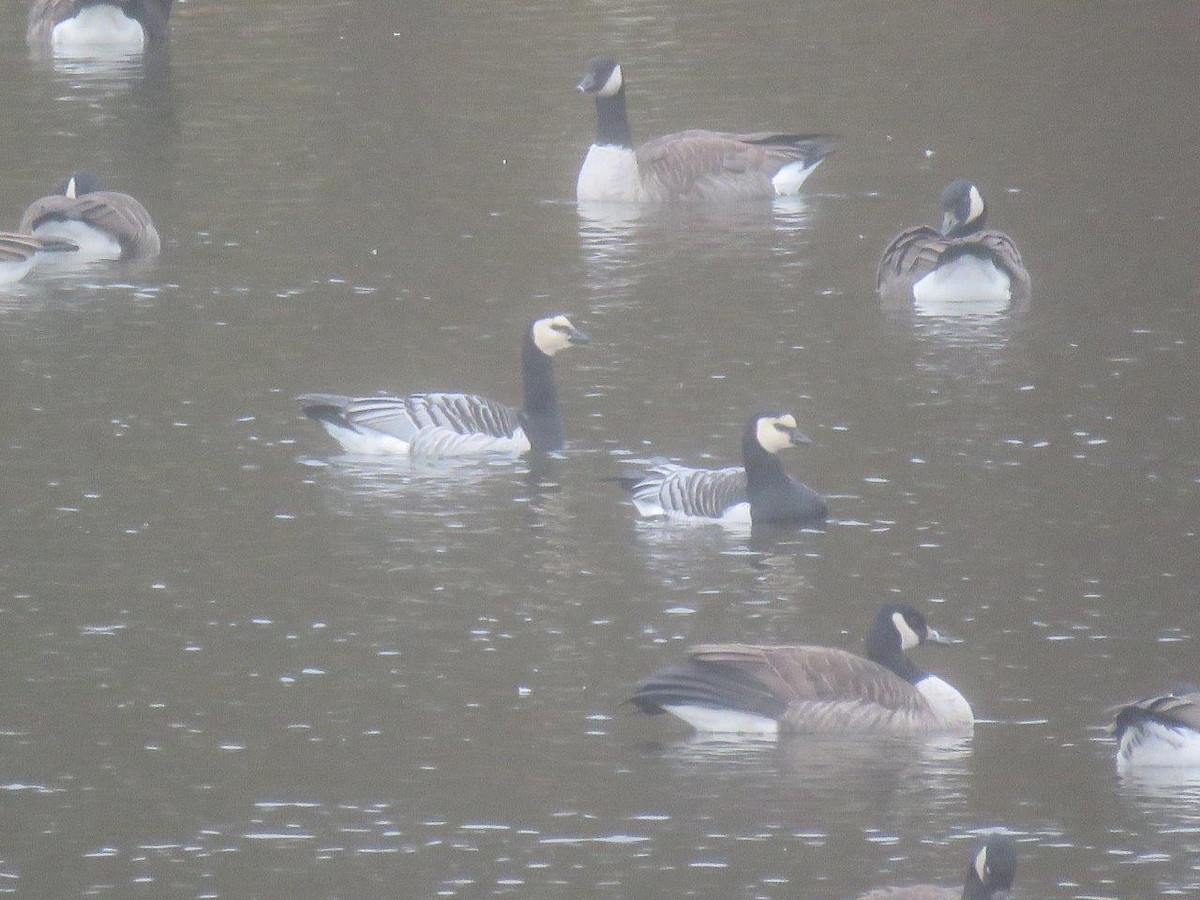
[2,1,1199,897]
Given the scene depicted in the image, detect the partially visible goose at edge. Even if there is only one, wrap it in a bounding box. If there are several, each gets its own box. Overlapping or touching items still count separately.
[20,171,161,260]
[877,179,1030,307]
[0,233,78,284]
[629,603,974,736]
[853,833,1017,900]
[622,411,827,527]
[1108,690,1200,772]
[27,0,173,52]
[298,315,589,459]
[575,57,837,203]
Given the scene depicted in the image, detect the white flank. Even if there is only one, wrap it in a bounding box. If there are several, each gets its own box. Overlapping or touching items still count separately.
[31,220,123,260]
[408,425,530,460]
[577,144,641,203]
[1118,720,1200,772]
[912,255,1012,312]
[915,675,975,728]
[317,419,411,456]
[0,257,38,285]
[771,157,825,196]
[662,704,779,736]
[52,5,146,49]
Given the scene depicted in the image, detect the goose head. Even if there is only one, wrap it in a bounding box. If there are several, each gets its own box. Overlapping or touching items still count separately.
[59,171,105,199]
[868,604,958,660]
[531,314,589,357]
[939,179,988,238]
[748,411,811,456]
[576,57,624,97]
[965,834,1017,900]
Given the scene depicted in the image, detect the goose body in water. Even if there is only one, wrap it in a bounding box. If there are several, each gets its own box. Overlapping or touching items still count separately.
[853,834,1016,900]
[623,411,826,527]
[0,233,78,284]
[20,172,161,260]
[1108,691,1200,772]
[575,57,836,203]
[877,179,1030,308]
[630,604,973,736]
[299,315,588,459]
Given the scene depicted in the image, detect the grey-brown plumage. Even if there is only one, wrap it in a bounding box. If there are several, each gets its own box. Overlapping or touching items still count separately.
[26,0,173,48]
[877,180,1030,304]
[1108,691,1200,770]
[20,171,161,260]
[0,232,78,284]
[575,57,836,202]
[853,834,1017,900]
[630,604,973,735]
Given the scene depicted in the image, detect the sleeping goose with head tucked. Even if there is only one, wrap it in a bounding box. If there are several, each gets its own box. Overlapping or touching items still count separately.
[877,180,1030,307]
[575,57,837,203]
[630,604,974,736]
[853,834,1017,900]
[1108,690,1200,772]
[298,315,589,459]
[622,411,827,527]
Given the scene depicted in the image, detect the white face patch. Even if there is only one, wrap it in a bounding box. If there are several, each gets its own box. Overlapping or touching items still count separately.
[597,64,623,98]
[532,315,578,356]
[974,846,989,884]
[967,185,985,224]
[892,611,922,651]
[755,415,797,455]
[65,176,78,199]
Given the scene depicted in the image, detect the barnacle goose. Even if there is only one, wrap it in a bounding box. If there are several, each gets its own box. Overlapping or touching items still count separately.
[629,604,974,736]
[853,834,1016,900]
[20,172,161,260]
[877,180,1030,307]
[26,0,173,52]
[624,411,827,527]
[1108,691,1200,772]
[298,315,589,459]
[575,57,837,203]
[0,233,78,284]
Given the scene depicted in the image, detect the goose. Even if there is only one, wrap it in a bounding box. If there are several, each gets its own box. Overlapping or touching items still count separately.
[877,180,1030,307]
[575,57,837,203]
[26,0,173,52]
[19,172,161,260]
[0,233,78,284]
[629,604,974,736]
[853,834,1017,900]
[1108,691,1200,772]
[298,314,589,458]
[622,411,827,527]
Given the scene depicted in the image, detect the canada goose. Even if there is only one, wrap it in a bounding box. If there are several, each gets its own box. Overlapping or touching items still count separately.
[629,604,973,735]
[298,315,589,458]
[1108,691,1200,772]
[19,172,161,260]
[26,0,173,51]
[877,180,1030,306]
[0,233,78,284]
[622,411,827,526]
[575,57,837,203]
[853,834,1017,900]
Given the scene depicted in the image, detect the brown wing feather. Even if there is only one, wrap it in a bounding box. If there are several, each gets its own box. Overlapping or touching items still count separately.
[20,191,160,259]
[637,130,816,201]
[1115,693,1200,730]
[877,226,1030,299]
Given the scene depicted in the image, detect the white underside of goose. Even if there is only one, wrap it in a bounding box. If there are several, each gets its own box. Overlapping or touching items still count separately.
[661,705,779,736]
[1117,721,1200,772]
[916,675,975,727]
[31,220,122,260]
[576,144,641,202]
[52,6,145,49]
[316,419,531,459]
[770,157,824,196]
[912,255,1011,313]
[0,258,37,285]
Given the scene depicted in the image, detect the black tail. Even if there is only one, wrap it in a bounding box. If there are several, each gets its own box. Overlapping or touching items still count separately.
[628,661,787,719]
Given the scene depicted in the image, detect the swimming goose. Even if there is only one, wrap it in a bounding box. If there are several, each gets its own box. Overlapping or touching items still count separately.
[629,604,973,735]
[575,57,837,203]
[854,834,1017,900]
[1108,691,1200,772]
[27,0,173,51]
[19,172,161,260]
[877,180,1030,306]
[0,233,78,284]
[298,315,589,458]
[624,411,827,527]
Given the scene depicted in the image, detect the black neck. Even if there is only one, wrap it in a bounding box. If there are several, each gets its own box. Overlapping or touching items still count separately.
[947,209,987,239]
[520,333,563,451]
[865,626,925,685]
[593,90,633,148]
